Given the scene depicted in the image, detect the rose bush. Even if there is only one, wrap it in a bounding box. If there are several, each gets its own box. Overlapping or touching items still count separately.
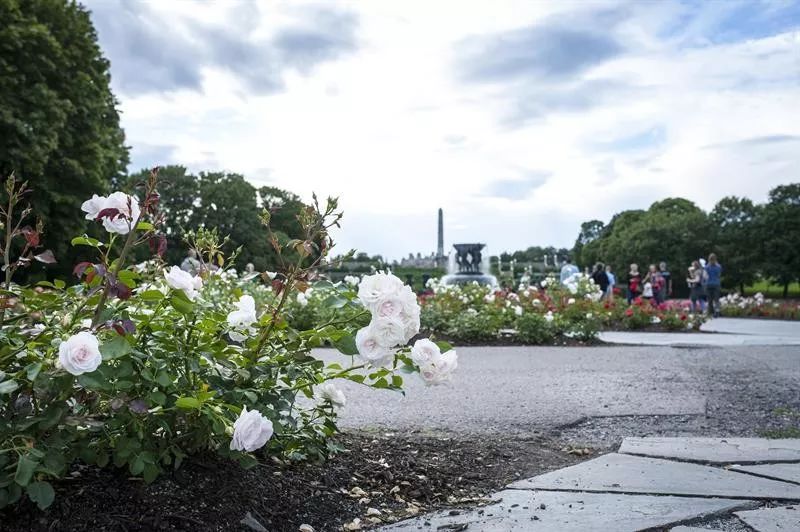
[0,173,456,511]
[720,292,799,320]
[309,274,703,345]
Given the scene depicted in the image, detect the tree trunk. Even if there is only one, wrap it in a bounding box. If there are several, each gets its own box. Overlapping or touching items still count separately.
[784,282,790,299]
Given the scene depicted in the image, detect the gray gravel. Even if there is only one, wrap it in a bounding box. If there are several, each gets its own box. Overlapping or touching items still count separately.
[317,345,800,445]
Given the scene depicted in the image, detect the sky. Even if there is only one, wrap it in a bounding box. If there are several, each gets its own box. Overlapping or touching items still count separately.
[84,0,800,260]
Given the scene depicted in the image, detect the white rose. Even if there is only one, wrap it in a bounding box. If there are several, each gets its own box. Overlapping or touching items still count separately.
[296,291,309,306]
[418,349,458,385]
[165,266,203,300]
[567,298,576,305]
[370,316,408,348]
[344,275,360,286]
[80,194,107,220]
[410,338,440,365]
[544,311,554,322]
[100,192,141,234]
[358,272,404,308]
[58,331,102,376]
[514,306,523,316]
[317,382,346,407]
[227,295,257,342]
[355,326,394,366]
[230,406,274,452]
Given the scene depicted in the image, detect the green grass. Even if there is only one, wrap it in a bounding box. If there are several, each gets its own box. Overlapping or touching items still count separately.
[743,280,800,298]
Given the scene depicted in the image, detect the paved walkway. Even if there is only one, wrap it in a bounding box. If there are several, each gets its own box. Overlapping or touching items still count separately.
[599,318,800,347]
[316,345,800,436]
[381,437,800,531]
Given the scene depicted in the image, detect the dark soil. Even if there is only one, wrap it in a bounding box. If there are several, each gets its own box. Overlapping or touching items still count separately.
[2,432,586,532]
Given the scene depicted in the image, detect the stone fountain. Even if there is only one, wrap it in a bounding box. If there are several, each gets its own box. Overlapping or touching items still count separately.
[441,243,498,286]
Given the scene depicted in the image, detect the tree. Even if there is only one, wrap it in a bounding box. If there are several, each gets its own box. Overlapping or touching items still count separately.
[123,167,308,270]
[710,196,760,293]
[577,199,713,296]
[760,184,800,297]
[0,0,128,278]
[572,219,605,265]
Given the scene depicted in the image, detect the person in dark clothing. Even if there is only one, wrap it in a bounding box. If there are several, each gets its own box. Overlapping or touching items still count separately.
[705,253,723,318]
[659,261,671,301]
[592,262,609,297]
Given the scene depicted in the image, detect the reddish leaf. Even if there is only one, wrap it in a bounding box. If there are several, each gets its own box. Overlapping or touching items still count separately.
[148,234,167,257]
[96,208,122,221]
[20,226,40,247]
[271,279,284,295]
[33,250,56,264]
[73,261,92,278]
[110,282,132,301]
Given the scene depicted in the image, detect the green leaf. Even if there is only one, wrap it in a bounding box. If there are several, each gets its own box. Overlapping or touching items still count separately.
[435,340,454,353]
[25,362,42,382]
[136,221,154,232]
[101,336,132,360]
[0,380,19,395]
[323,295,348,309]
[96,452,109,468]
[392,375,403,387]
[14,455,38,486]
[77,372,105,390]
[143,463,159,484]
[139,290,165,302]
[155,371,172,388]
[149,391,166,405]
[175,397,200,409]
[71,236,103,247]
[129,454,145,475]
[170,295,194,314]
[333,333,358,356]
[26,481,55,510]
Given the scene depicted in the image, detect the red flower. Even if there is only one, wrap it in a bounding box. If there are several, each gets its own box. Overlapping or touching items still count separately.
[625,308,634,317]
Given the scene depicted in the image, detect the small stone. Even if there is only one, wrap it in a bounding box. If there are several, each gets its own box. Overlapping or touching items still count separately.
[343,517,362,531]
[366,508,381,517]
[298,525,314,532]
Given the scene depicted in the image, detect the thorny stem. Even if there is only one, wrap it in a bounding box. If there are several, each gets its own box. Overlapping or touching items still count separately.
[91,212,144,328]
[0,186,17,325]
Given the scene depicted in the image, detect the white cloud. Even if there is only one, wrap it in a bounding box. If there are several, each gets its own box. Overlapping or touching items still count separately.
[85,0,800,260]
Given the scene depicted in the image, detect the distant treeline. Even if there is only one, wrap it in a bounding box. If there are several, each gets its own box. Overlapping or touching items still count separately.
[572,185,800,297]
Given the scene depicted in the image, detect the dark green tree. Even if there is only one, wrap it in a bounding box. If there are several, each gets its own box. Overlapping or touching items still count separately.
[0,0,128,278]
[760,184,800,297]
[572,219,605,266]
[578,199,712,296]
[709,196,760,293]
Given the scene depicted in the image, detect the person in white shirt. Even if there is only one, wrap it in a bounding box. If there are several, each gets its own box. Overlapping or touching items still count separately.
[560,258,579,285]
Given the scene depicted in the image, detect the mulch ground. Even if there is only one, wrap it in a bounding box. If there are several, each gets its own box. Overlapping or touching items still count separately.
[2,432,588,532]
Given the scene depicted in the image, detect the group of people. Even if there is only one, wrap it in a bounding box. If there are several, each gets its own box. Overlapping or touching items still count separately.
[560,254,724,317]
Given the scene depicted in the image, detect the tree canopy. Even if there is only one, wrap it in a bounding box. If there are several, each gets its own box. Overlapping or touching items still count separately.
[572,185,800,296]
[125,166,308,270]
[0,0,128,278]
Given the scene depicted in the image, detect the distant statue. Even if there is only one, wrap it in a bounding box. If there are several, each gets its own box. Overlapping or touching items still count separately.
[453,243,486,274]
[180,249,201,275]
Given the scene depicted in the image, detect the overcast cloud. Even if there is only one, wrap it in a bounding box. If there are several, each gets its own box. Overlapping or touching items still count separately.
[84,0,800,260]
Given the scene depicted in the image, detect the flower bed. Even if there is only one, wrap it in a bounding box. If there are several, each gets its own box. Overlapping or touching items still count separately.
[293,274,706,346]
[0,174,456,511]
[720,293,800,320]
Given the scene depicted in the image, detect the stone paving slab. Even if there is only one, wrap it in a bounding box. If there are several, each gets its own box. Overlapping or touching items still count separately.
[670,527,720,531]
[734,506,800,531]
[598,331,800,346]
[508,453,800,500]
[731,463,800,484]
[379,489,751,532]
[701,318,800,338]
[619,437,800,464]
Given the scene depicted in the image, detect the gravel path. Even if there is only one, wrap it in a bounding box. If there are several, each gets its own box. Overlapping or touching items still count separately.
[317,345,800,444]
